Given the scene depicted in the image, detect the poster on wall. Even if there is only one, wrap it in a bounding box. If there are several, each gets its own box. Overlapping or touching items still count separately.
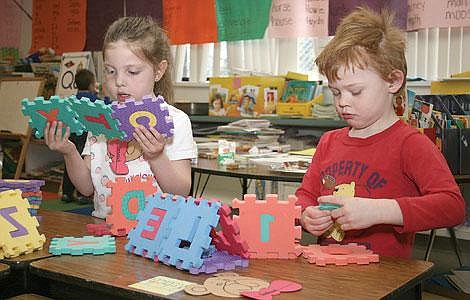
[55,52,95,98]
[30,0,86,54]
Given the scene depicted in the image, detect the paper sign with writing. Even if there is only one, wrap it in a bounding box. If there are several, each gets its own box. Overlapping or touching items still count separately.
[31,0,86,54]
[129,276,194,296]
[407,0,470,31]
[163,0,218,45]
[268,0,328,38]
[215,0,271,41]
[0,1,22,48]
[329,0,407,35]
[56,52,95,98]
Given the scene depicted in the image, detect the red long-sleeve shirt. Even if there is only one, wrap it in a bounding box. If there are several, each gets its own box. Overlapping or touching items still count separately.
[296,120,466,258]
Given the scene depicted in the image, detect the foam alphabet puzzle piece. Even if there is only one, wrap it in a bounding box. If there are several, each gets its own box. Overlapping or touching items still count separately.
[158,197,221,270]
[299,243,379,266]
[21,96,84,138]
[106,175,157,236]
[0,189,46,258]
[0,179,45,190]
[107,139,129,175]
[232,194,301,259]
[86,223,112,236]
[125,193,185,259]
[69,96,125,139]
[212,204,249,258]
[111,94,174,141]
[49,235,116,255]
[240,280,303,300]
[184,273,270,298]
[188,250,249,275]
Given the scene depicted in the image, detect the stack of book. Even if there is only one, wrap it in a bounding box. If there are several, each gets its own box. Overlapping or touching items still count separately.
[216,119,284,150]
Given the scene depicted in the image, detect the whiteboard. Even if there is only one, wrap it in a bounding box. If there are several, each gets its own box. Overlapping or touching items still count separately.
[0,78,44,136]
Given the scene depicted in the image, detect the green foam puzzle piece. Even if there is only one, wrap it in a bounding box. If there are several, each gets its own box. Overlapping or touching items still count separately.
[21,96,85,138]
[69,96,124,139]
[49,235,116,255]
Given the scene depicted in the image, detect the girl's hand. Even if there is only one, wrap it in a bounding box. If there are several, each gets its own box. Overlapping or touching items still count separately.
[301,206,333,236]
[133,126,167,161]
[318,195,383,231]
[44,121,76,155]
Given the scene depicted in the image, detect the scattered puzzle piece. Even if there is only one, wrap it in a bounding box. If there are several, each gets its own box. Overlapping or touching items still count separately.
[189,250,249,275]
[111,95,174,141]
[49,235,116,255]
[232,194,301,259]
[184,273,270,298]
[299,243,379,266]
[86,223,112,236]
[241,280,302,300]
[0,189,46,258]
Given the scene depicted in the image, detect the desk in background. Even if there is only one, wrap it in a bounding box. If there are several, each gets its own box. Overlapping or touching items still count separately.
[191,158,304,197]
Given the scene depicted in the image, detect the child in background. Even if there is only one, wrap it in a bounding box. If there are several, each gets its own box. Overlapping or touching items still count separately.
[45,16,197,218]
[61,69,99,204]
[295,7,466,258]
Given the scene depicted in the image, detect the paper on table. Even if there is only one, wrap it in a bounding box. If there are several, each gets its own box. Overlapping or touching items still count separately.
[447,270,470,294]
[129,276,195,296]
[288,148,316,156]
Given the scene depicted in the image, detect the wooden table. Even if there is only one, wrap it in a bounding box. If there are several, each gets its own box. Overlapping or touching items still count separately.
[29,235,433,299]
[1,209,103,267]
[0,210,103,298]
[191,158,305,197]
[0,263,10,280]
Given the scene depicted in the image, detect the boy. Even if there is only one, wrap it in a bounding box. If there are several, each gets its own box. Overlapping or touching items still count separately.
[295,7,466,258]
[61,69,98,203]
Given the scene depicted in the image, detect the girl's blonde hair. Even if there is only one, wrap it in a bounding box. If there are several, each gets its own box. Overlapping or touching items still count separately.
[316,7,407,94]
[103,16,174,104]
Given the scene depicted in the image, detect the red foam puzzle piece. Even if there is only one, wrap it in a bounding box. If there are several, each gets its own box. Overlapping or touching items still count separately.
[300,243,380,266]
[241,280,302,300]
[212,204,249,258]
[106,175,157,236]
[232,194,302,259]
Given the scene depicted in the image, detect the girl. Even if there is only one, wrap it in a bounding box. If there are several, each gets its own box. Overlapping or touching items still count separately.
[45,16,197,218]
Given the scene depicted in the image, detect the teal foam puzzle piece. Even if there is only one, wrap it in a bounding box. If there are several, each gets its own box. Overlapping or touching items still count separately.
[319,203,341,211]
[21,96,85,138]
[49,235,116,255]
[69,96,125,139]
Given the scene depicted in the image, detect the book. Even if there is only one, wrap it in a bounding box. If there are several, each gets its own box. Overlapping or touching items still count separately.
[281,80,317,103]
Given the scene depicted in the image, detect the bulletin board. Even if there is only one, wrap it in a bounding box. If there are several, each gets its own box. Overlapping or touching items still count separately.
[0,77,44,178]
[0,77,45,136]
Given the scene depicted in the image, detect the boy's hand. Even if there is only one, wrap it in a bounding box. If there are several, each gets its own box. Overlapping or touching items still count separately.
[318,195,383,231]
[301,206,334,236]
[133,126,166,161]
[44,121,76,155]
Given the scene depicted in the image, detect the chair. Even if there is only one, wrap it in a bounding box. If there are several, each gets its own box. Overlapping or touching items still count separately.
[424,227,464,267]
